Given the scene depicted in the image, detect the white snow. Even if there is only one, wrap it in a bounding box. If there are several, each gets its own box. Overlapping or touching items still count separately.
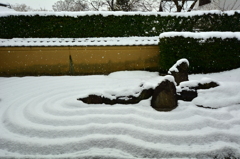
[0,68,240,158]
[0,6,16,12]
[0,10,239,18]
[190,69,240,109]
[0,37,159,46]
[0,10,228,17]
[160,32,240,40]
[162,75,176,83]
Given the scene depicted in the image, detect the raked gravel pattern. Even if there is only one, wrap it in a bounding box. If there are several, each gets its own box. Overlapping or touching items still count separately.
[0,71,240,158]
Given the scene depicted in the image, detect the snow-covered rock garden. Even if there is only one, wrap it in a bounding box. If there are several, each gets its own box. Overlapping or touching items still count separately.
[0,10,240,159]
[0,66,240,158]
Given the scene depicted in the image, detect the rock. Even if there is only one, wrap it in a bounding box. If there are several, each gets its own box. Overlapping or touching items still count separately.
[168,59,189,85]
[151,76,178,111]
[177,89,198,101]
[179,78,219,91]
[177,78,219,102]
[78,88,154,105]
[78,59,219,112]
[79,95,103,104]
[192,81,219,90]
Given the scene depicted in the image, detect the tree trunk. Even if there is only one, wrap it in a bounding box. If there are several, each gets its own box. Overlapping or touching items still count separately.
[188,0,198,12]
[159,1,163,11]
[172,0,182,12]
[199,0,211,6]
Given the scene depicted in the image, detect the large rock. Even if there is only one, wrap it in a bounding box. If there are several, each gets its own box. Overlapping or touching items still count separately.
[168,59,189,85]
[151,76,178,111]
[78,58,220,111]
[78,88,154,105]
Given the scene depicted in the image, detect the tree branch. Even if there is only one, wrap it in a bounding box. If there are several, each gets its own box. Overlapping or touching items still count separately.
[188,0,198,12]
[90,2,99,10]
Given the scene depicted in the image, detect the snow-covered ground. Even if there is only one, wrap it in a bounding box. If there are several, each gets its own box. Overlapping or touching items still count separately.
[0,68,240,158]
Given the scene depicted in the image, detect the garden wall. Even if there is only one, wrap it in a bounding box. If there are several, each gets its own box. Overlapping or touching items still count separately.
[0,45,159,76]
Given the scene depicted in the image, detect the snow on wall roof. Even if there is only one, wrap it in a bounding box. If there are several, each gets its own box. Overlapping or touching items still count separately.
[0,37,159,47]
[2,32,240,47]
[0,10,230,17]
[160,32,240,40]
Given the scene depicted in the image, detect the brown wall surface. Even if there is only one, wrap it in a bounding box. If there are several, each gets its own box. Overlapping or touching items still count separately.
[0,46,159,76]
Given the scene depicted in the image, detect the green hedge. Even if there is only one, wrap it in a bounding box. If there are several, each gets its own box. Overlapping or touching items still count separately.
[1,11,240,38]
[159,36,240,73]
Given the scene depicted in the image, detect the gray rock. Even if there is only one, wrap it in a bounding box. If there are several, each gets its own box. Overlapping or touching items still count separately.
[79,95,103,104]
[191,81,219,90]
[78,88,154,105]
[168,59,189,85]
[177,89,198,101]
[179,79,219,91]
[151,76,178,111]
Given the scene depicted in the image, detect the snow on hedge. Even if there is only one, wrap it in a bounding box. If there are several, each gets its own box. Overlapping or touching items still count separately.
[0,37,159,46]
[160,32,240,40]
[0,10,239,18]
[224,10,240,15]
[0,10,228,17]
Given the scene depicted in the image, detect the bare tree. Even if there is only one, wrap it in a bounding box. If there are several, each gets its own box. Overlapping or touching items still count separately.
[75,0,89,11]
[89,0,160,12]
[89,0,107,11]
[157,0,211,12]
[136,0,160,11]
[52,0,71,11]
[159,0,199,12]
[98,0,138,11]
[159,0,177,12]
[106,0,116,11]
[33,8,49,11]
[137,0,155,11]
[136,0,201,12]
[11,3,51,12]
[11,3,33,12]
[52,0,89,11]
[115,0,141,11]
[0,3,12,8]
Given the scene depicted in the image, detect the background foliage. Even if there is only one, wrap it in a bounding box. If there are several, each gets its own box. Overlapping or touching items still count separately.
[159,36,240,73]
[1,12,240,38]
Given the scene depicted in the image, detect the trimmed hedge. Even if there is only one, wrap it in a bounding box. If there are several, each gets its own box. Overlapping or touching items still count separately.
[159,35,240,73]
[1,11,240,38]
